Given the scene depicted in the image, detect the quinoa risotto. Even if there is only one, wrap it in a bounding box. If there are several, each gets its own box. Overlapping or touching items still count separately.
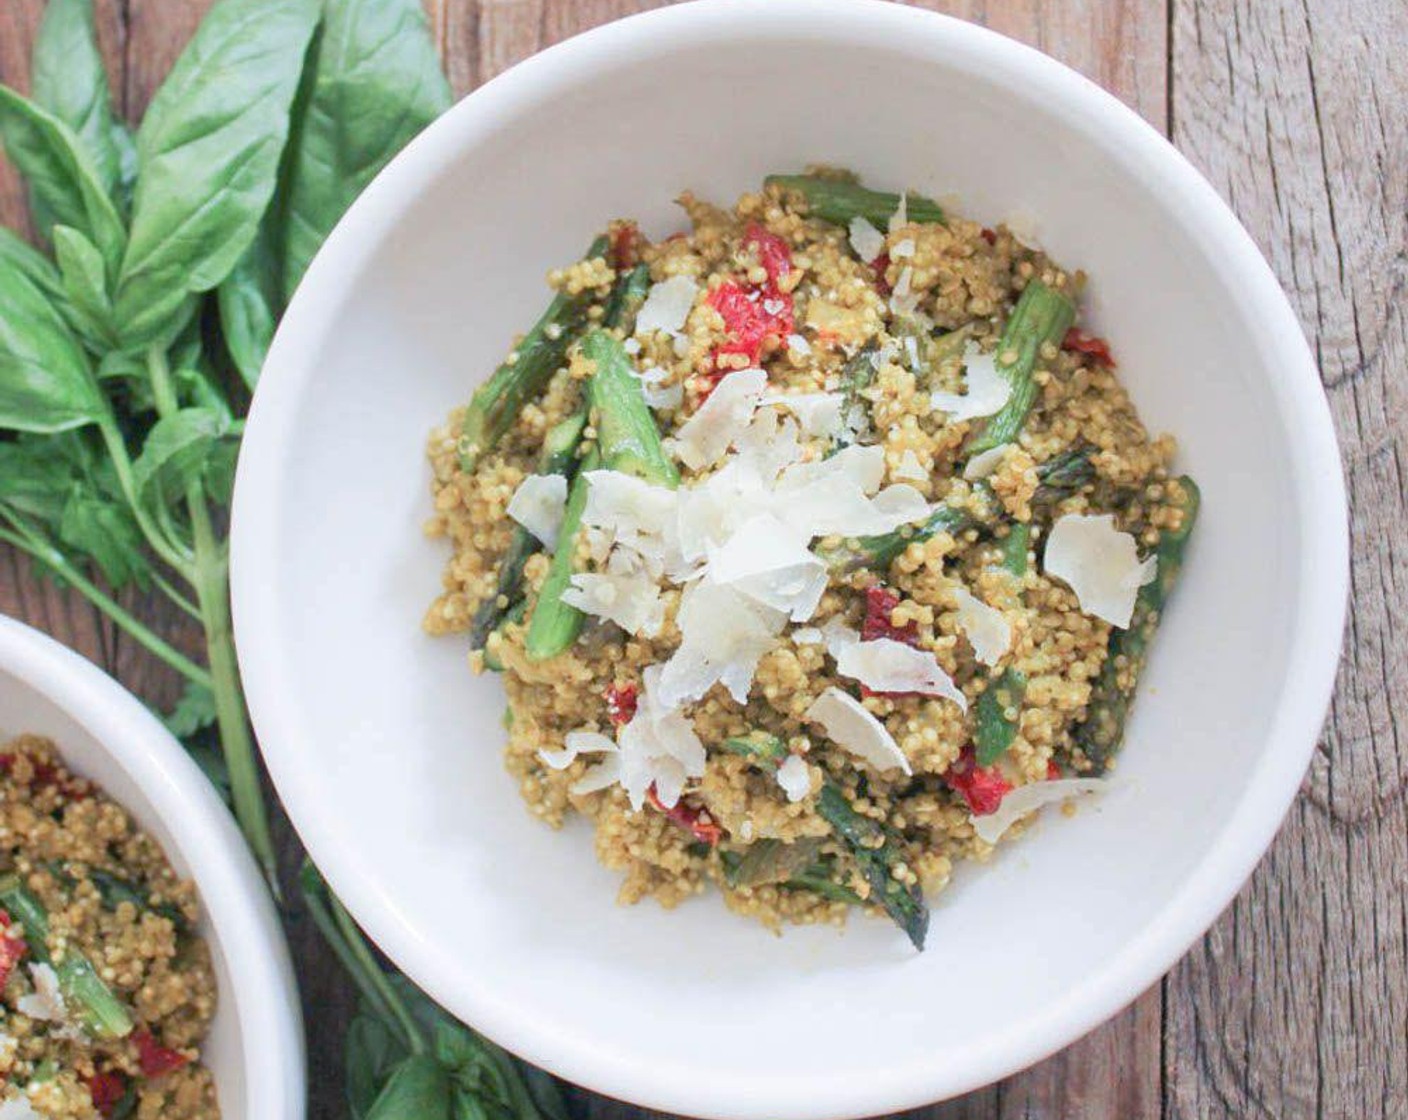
[0,736,218,1119]
[424,171,1198,948]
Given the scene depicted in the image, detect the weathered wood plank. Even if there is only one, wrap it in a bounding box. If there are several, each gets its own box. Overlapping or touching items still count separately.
[1168,1,1408,1117]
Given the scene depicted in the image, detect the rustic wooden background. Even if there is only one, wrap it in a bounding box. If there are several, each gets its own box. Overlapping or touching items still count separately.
[1,0,1401,1117]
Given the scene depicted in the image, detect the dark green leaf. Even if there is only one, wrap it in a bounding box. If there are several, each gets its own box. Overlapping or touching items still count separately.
[185,740,232,803]
[518,1065,571,1120]
[0,227,63,297]
[281,0,450,301]
[346,1014,405,1120]
[0,255,106,433]
[163,680,218,739]
[112,0,321,347]
[202,436,240,508]
[132,407,229,515]
[57,487,147,587]
[0,438,74,521]
[53,224,115,346]
[217,234,278,389]
[0,85,125,267]
[365,1054,452,1120]
[31,0,125,203]
[433,1021,486,1073]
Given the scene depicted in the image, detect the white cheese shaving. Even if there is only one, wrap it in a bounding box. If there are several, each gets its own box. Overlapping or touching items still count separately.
[892,449,928,483]
[635,275,698,337]
[0,1096,44,1120]
[505,473,568,548]
[772,445,929,539]
[623,337,641,355]
[667,368,767,470]
[563,565,666,637]
[824,623,968,710]
[538,730,616,771]
[572,755,622,796]
[963,442,1014,481]
[805,687,912,774]
[16,964,67,1024]
[776,754,812,802]
[786,333,812,358]
[972,778,1106,844]
[1044,513,1157,628]
[888,192,908,234]
[891,237,915,259]
[580,470,678,558]
[1004,208,1044,249]
[616,665,707,808]
[656,578,785,709]
[931,343,1012,421]
[952,587,1012,666]
[635,366,683,411]
[759,391,844,438]
[848,216,885,263]
[791,627,823,645]
[889,265,920,317]
[707,513,828,620]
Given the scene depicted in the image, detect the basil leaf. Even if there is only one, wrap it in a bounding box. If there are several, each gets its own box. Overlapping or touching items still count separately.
[0,228,63,297]
[0,254,106,433]
[0,438,75,520]
[0,86,126,268]
[113,0,321,348]
[132,407,229,517]
[57,487,147,587]
[218,232,279,390]
[31,0,126,206]
[53,224,115,347]
[163,680,218,739]
[202,435,240,508]
[365,1054,452,1120]
[346,1014,406,1120]
[281,0,450,301]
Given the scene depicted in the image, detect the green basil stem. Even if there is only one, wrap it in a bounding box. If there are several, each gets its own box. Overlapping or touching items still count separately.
[93,414,195,580]
[145,347,279,897]
[0,515,212,688]
[149,567,202,621]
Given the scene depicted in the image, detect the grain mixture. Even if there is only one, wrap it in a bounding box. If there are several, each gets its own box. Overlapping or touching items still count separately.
[424,171,1198,948]
[0,736,218,1119]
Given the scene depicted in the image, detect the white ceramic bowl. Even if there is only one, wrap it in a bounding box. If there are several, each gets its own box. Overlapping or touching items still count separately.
[0,618,305,1119]
[230,2,1348,1115]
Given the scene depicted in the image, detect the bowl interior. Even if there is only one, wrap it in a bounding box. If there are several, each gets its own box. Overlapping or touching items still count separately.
[234,5,1342,1116]
[0,670,247,1118]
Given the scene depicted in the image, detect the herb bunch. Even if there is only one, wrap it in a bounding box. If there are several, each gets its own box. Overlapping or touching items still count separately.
[0,1,561,1116]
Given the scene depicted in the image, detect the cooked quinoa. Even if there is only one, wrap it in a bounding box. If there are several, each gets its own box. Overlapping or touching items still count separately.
[0,736,218,1119]
[423,171,1198,948]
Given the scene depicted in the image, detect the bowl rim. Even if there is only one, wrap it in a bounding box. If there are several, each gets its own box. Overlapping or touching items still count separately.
[231,1,1349,1115]
[0,616,306,1120]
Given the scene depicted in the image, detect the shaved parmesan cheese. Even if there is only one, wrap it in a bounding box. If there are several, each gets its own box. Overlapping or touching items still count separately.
[786,333,812,358]
[776,754,812,802]
[791,627,823,645]
[667,368,767,470]
[888,192,908,234]
[16,964,67,1024]
[805,687,912,774]
[581,470,678,557]
[963,442,1013,481]
[891,237,915,259]
[952,587,1011,666]
[825,624,967,710]
[760,391,843,438]
[636,366,683,411]
[635,275,698,337]
[707,513,828,620]
[893,449,928,483]
[657,578,785,708]
[0,1096,43,1120]
[972,778,1106,844]
[539,730,616,771]
[931,343,1012,421]
[889,265,920,317]
[572,755,622,795]
[1044,513,1156,628]
[617,666,707,809]
[1005,208,1044,249]
[771,445,929,539]
[563,566,666,637]
[848,216,885,263]
[506,473,568,548]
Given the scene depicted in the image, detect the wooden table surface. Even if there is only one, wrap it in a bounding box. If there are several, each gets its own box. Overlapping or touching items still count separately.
[1,1,1401,1117]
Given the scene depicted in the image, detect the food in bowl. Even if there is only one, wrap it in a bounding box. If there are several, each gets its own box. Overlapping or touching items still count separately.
[0,735,219,1119]
[423,171,1198,949]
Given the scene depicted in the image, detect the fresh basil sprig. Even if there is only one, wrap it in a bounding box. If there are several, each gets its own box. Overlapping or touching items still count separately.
[0,2,551,1115]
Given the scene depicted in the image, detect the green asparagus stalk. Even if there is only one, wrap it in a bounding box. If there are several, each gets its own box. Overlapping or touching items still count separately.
[583,330,680,486]
[522,447,600,661]
[0,874,134,1039]
[974,523,1031,767]
[966,280,1076,456]
[457,235,609,472]
[765,174,946,227]
[719,735,929,949]
[831,341,878,454]
[1073,476,1200,773]
[602,262,651,334]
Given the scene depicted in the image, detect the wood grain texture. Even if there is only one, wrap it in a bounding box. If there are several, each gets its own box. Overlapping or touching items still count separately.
[1168,1,1408,1117]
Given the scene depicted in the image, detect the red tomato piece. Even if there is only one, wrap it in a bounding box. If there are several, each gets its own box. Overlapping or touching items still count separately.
[1046,760,1062,781]
[134,1028,190,1077]
[646,787,724,846]
[86,1071,128,1117]
[1062,328,1116,368]
[980,228,997,245]
[870,252,892,295]
[945,747,1013,816]
[706,280,794,368]
[861,586,920,647]
[0,910,26,991]
[609,222,641,270]
[604,683,638,728]
[743,222,793,286]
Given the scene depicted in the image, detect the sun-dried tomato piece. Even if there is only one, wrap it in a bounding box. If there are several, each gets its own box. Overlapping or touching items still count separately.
[604,682,638,728]
[0,910,26,990]
[609,222,642,270]
[1062,328,1116,368]
[134,1028,190,1078]
[1046,760,1063,782]
[85,1070,128,1117]
[706,280,794,368]
[945,747,1014,816]
[861,586,920,647]
[980,227,997,245]
[646,787,723,846]
[0,752,89,799]
[870,252,892,294]
[743,222,793,287]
